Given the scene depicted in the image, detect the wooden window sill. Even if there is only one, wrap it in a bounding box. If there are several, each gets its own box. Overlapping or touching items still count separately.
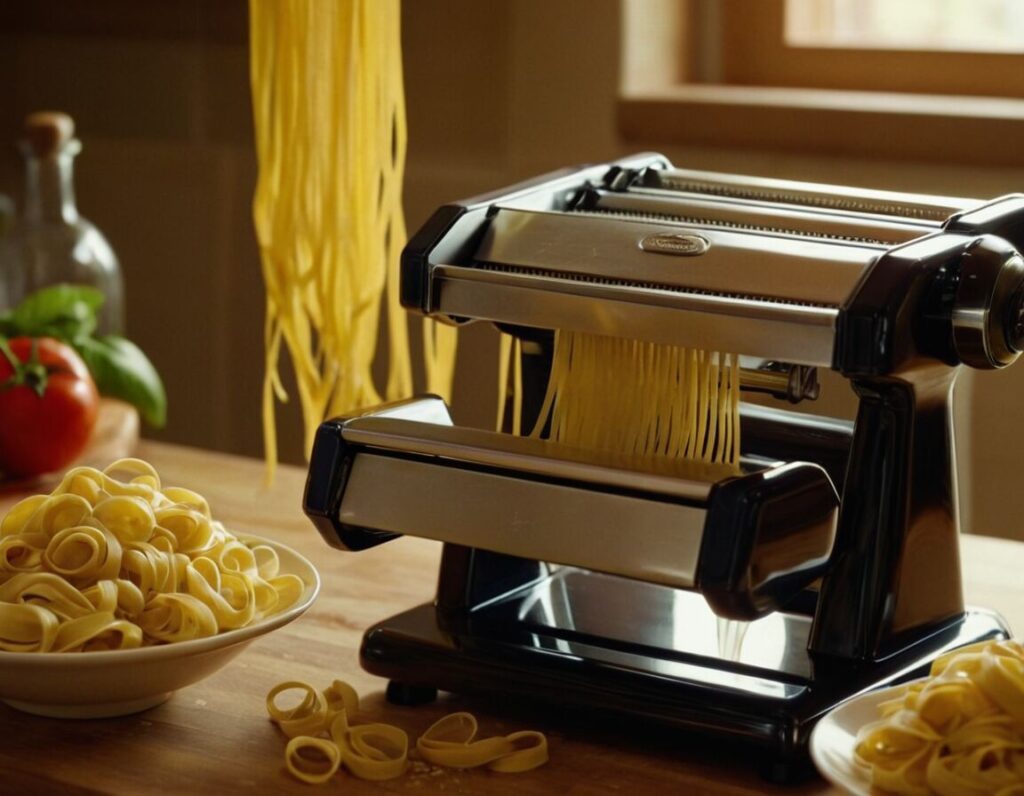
[618,84,1024,166]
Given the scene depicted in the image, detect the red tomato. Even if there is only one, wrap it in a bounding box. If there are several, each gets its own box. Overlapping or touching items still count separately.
[0,337,99,477]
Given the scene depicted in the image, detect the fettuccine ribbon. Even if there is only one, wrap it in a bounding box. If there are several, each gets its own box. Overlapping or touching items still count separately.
[266,678,548,784]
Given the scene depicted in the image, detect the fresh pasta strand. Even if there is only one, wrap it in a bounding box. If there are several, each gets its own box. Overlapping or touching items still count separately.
[512,337,524,438]
[0,459,304,652]
[497,333,513,431]
[516,331,749,667]
[527,331,742,468]
[266,678,548,784]
[854,639,1024,795]
[249,0,458,481]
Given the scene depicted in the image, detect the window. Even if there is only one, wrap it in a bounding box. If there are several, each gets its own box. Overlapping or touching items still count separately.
[786,0,1024,53]
[719,0,1024,97]
[618,0,1024,165]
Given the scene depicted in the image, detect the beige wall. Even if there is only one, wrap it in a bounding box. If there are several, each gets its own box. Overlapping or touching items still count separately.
[2,1,1022,538]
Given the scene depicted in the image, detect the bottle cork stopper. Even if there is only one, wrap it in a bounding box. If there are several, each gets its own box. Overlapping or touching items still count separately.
[24,112,76,157]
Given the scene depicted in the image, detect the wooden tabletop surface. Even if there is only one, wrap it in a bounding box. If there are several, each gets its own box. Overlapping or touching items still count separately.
[0,441,1021,795]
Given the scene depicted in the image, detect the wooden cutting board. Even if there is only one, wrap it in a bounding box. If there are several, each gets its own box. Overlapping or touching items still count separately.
[0,398,140,493]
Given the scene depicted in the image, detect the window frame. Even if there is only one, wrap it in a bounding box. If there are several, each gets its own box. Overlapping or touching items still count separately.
[720,0,1024,98]
[618,0,1024,166]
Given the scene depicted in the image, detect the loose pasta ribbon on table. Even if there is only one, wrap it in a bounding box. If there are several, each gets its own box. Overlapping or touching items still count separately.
[417,711,548,773]
[266,678,548,784]
[0,459,304,651]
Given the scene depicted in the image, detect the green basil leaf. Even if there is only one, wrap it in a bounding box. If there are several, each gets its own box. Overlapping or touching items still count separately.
[9,284,104,341]
[75,335,167,428]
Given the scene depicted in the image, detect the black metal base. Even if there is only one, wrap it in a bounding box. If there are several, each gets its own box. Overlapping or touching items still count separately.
[385,680,438,706]
[361,568,1009,777]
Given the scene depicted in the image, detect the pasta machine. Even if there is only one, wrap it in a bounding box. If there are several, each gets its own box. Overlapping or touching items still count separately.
[303,154,1023,777]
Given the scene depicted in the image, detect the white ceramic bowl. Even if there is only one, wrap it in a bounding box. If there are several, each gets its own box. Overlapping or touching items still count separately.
[809,681,915,796]
[0,534,320,719]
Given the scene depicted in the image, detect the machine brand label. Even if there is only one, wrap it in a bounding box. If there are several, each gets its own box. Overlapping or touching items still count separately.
[639,233,710,256]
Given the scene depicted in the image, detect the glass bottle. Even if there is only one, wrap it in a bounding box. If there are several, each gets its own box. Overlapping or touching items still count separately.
[0,112,124,335]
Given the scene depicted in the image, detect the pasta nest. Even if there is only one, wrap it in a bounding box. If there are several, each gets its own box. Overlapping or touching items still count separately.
[854,639,1024,796]
[0,459,303,652]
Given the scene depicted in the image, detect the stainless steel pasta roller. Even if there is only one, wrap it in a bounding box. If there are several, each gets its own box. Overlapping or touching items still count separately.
[303,154,1023,780]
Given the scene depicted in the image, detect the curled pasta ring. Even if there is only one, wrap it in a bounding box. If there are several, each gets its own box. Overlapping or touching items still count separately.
[115,578,146,618]
[147,527,178,554]
[122,542,181,596]
[34,494,93,538]
[0,572,96,620]
[185,562,255,630]
[284,736,341,785]
[267,681,323,722]
[1,495,48,537]
[266,575,304,614]
[416,711,550,772]
[65,467,156,502]
[323,680,359,716]
[155,506,215,554]
[416,712,515,768]
[162,486,211,518]
[52,612,143,652]
[487,731,549,773]
[103,458,162,492]
[51,466,115,504]
[81,580,119,614]
[42,525,122,586]
[214,540,258,576]
[92,496,156,544]
[419,711,477,745]
[251,577,280,615]
[0,534,46,573]
[331,711,408,781]
[250,544,280,579]
[0,602,59,652]
[982,653,1024,723]
[138,593,218,642]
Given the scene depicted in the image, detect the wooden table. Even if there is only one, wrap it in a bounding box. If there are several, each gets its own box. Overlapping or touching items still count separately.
[0,442,1021,795]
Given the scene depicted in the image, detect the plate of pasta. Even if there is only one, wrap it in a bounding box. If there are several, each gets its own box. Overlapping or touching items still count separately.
[810,639,1024,795]
[0,459,320,718]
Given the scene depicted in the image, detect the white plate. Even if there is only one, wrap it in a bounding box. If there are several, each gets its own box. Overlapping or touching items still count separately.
[809,681,919,796]
[0,534,320,718]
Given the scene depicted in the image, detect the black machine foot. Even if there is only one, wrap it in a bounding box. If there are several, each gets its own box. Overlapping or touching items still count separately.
[386,681,438,706]
[760,754,818,785]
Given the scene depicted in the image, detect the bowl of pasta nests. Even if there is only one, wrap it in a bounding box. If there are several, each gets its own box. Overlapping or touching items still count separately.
[810,638,1024,795]
[0,459,319,718]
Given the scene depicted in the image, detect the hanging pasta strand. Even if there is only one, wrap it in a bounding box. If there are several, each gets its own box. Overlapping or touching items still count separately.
[249,0,457,481]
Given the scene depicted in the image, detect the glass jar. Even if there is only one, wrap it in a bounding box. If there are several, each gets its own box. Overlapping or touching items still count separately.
[0,112,124,335]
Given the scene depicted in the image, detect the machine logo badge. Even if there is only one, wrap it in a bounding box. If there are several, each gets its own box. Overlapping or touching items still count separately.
[639,233,710,256]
